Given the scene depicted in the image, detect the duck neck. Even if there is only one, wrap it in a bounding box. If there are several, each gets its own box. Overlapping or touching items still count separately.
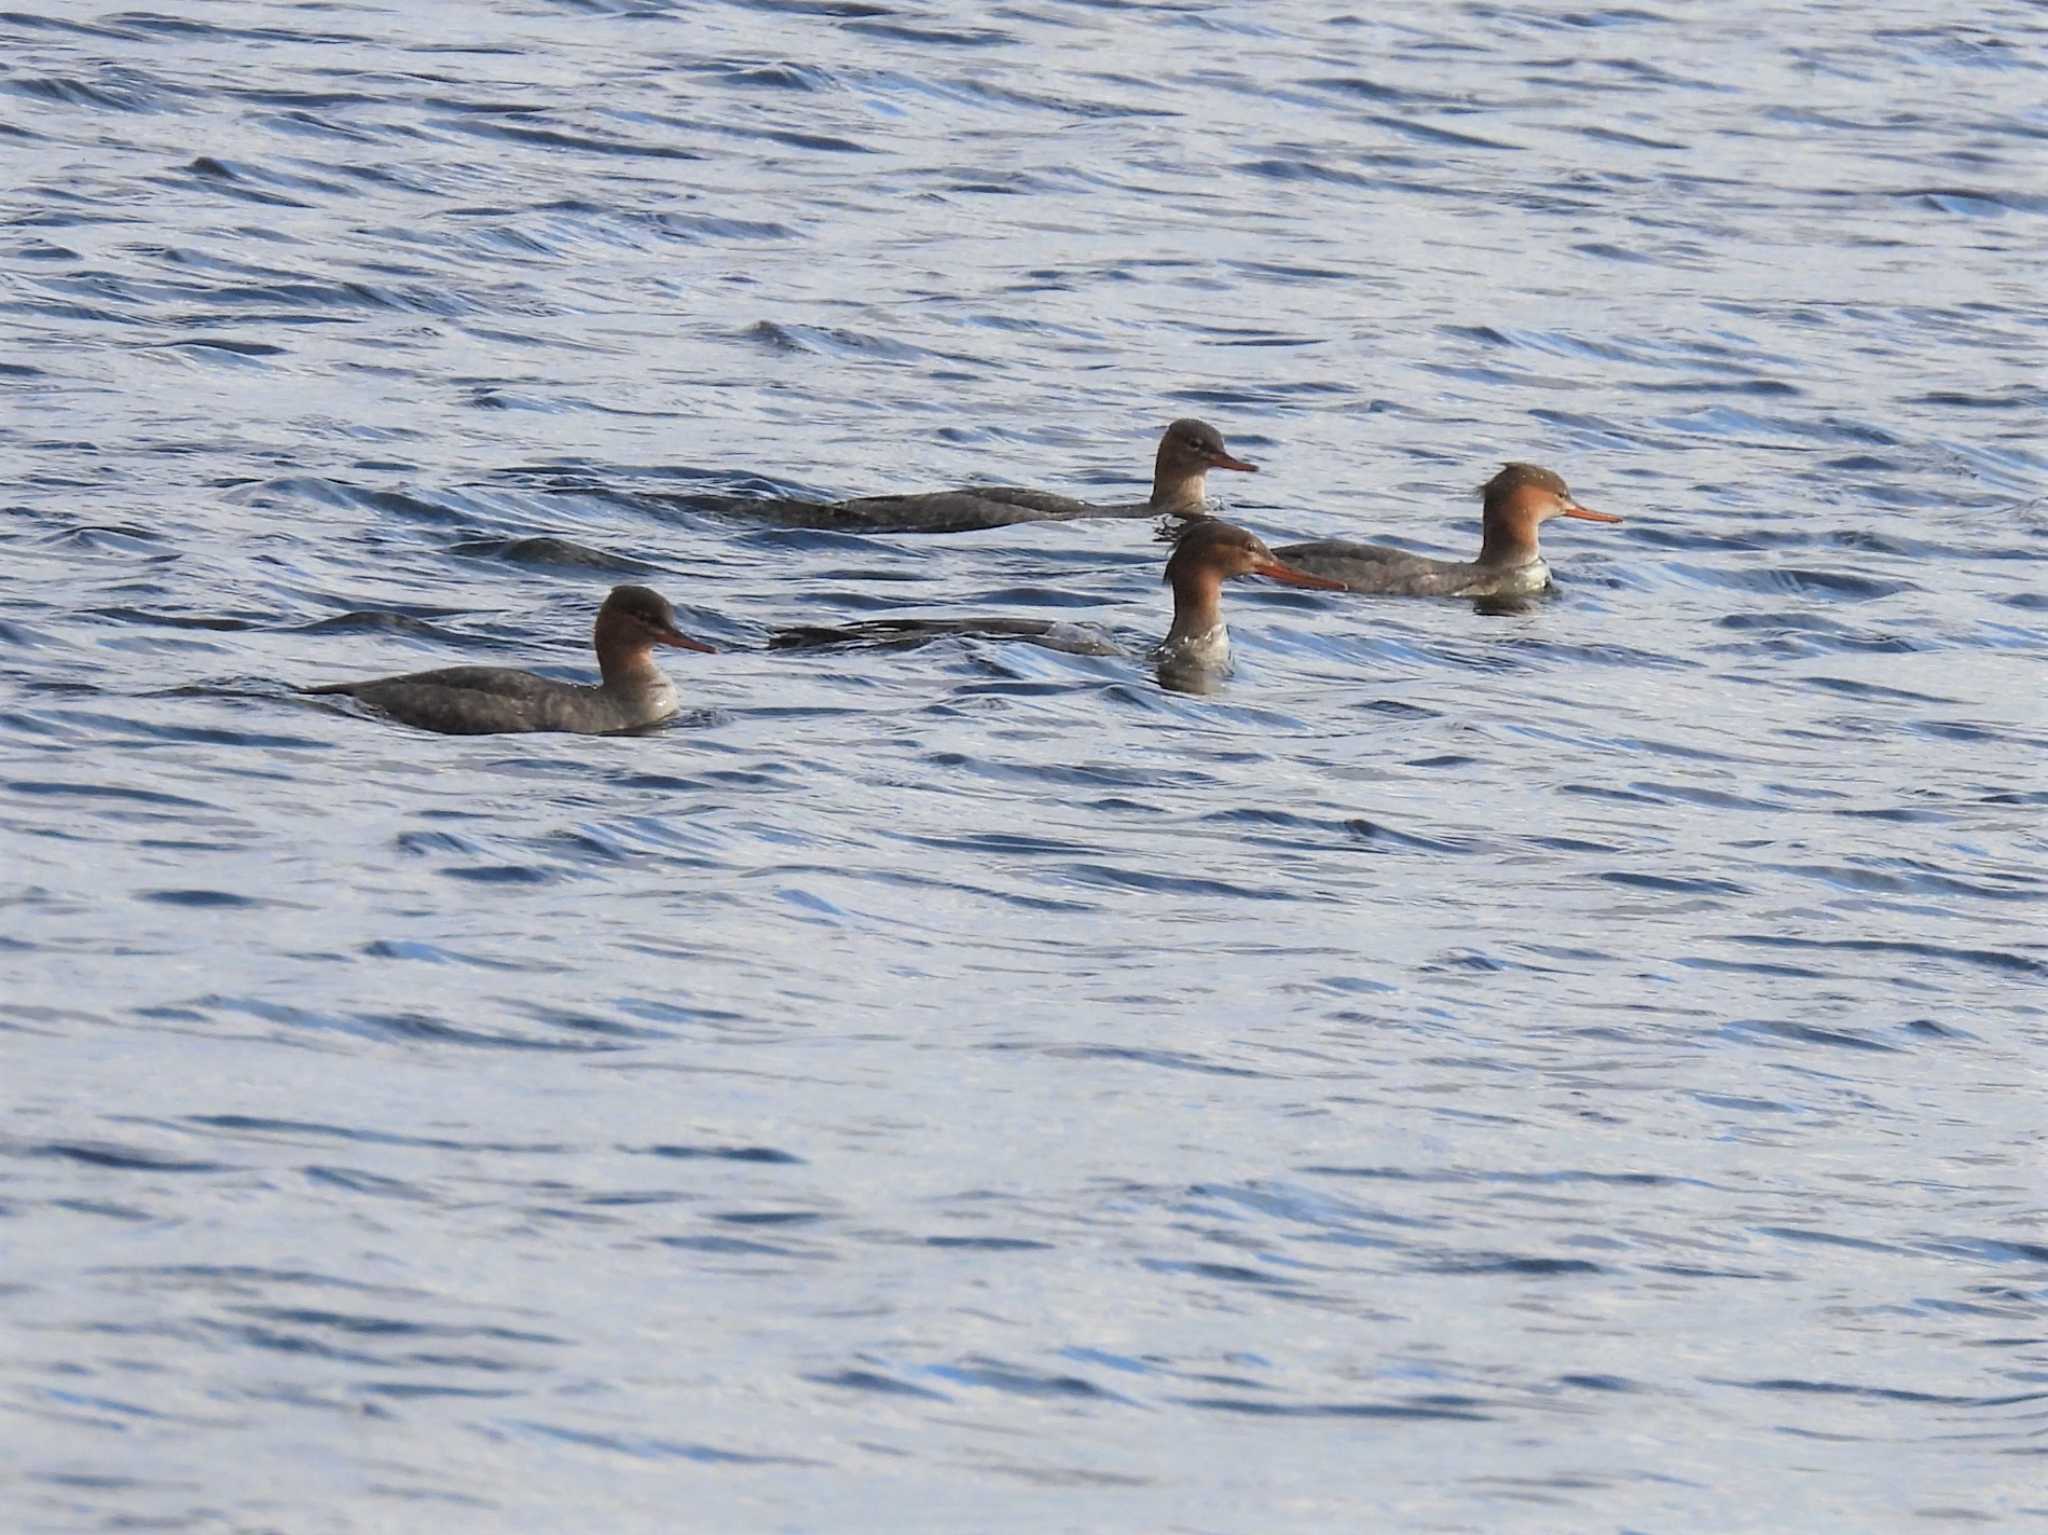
[594,615,664,691]
[1150,455,1209,515]
[1478,508,1542,567]
[1166,571,1227,649]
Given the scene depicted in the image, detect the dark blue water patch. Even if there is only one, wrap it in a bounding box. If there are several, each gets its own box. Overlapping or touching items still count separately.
[1795,675,1956,705]
[184,1115,563,1154]
[47,708,327,753]
[609,107,870,157]
[488,1419,815,1466]
[1678,955,1829,980]
[1693,1092,1798,1117]
[1579,124,1688,152]
[5,778,209,809]
[1673,564,1915,600]
[744,320,941,362]
[393,830,482,858]
[1053,1046,1271,1079]
[508,1004,672,1042]
[641,1144,804,1164]
[1599,870,1749,896]
[1622,523,1771,554]
[1174,1395,1489,1421]
[1301,73,1461,106]
[1237,156,1378,190]
[0,68,188,114]
[1923,1237,2048,1266]
[808,1368,951,1402]
[1556,1374,1643,1393]
[1711,611,1919,655]
[1052,862,1296,901]
[1343,819,1489,855]
[1362,112,1520,152]
[360,938,533,969]
[1911,385,2048,411]
[232,1307,562,1347]
[429,114,704,162]
[0,11,153,40]
[304,1166,428,1199]
[251,106,384,146]
[645,208,798,242]
[1902,1018,1976,1042]
[713,1209,823,1226]
[1767,859,2045,904]
[1187,1181,1436,1231]
[146,337,289,360]
[199,995,633,1053]
[27,1141,229,1174]
[889,828,1095,857]
[656,1234,812,1258]
[1444,323,1652,365]
[1140,1259,1303,1288]
[924,1236,1053,1251]
[29,1386,171,1424]
[844,19,1009,45]
[1755,1225,1905,1257]
[1901,187,2048,218]
[226,475,479,527]
[1719,1019,1905,1054]
[178,155,341,209]
[1712,1375,2039,1408]
[1060,1346,1156,1378]
[362,1381,520,1402]
[1301,1166,1699,1189]
[44,1197,137,1225]
[1728,934,2046,978]
[699,60,842,92]
[1912,719,2043,747]
[926,1358,1128,1401]
[1423,1254,1606,1277]
[136,888,273,909]
[439,864,559,887]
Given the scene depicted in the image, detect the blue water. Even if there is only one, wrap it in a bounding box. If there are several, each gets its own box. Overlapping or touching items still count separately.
[4,2,2045,1528]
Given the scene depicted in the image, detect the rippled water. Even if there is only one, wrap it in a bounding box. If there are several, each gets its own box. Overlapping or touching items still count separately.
[4,1,2046,1528]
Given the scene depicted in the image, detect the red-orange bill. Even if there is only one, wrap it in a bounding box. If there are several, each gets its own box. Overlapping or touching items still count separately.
[1257,560,1347,591]
[1210,451,1259,473]
[660,628,717,653]
[1563,501,1623,523]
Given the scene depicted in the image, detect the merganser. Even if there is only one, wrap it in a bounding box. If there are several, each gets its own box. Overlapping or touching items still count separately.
[302,584,713,735]
[1272,463,1622,598]
[771,521,1341,682]
[807,418,1259,534]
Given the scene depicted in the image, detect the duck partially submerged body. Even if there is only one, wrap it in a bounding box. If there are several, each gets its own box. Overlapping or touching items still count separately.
[811,418,1258,534]
[771,520,1341,685]
[1273,463,1621,598]
[303,584,714,736]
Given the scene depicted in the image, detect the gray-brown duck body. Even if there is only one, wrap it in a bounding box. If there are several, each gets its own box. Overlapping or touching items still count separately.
[1274,463,1621,598]
[303,585,713,736]
[818,419,1258,534]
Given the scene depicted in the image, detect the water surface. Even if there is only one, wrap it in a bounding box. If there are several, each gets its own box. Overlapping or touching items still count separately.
[3,1,2045,1529]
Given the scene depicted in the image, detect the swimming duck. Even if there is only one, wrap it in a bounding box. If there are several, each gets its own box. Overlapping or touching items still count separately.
[1272,463,1621,598]
[772,520,1341,681]
[303,584,713,735]
[812,418,1259,534]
